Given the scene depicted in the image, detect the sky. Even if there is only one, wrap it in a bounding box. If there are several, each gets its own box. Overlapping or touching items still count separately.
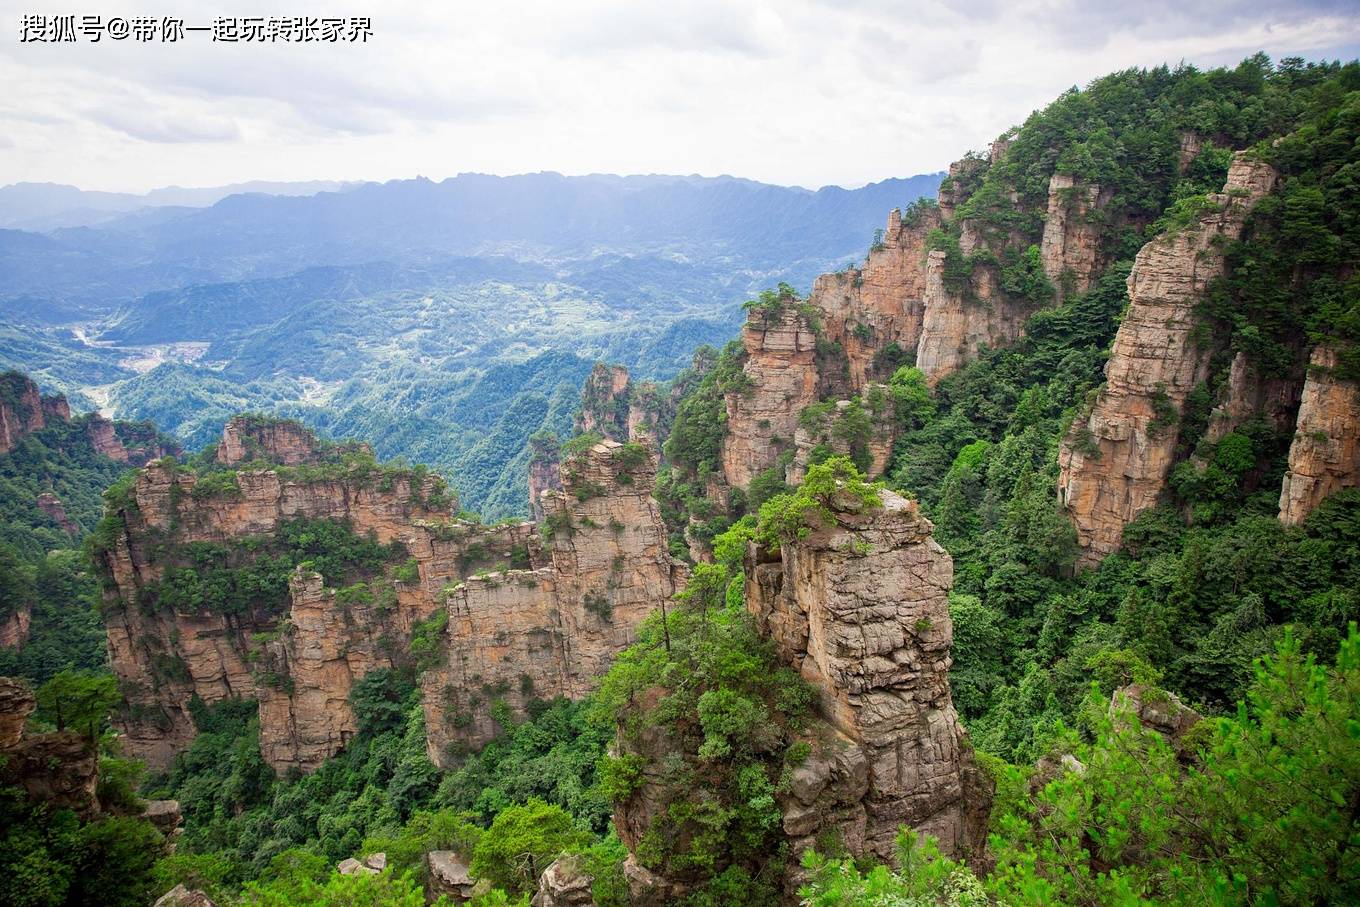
[2,0,1358,193]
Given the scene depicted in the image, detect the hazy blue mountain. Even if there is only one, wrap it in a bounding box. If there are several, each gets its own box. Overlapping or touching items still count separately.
[0,180,362,231]
[0,169,942,516]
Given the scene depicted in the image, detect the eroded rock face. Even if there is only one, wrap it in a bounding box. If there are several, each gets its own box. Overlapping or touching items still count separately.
[532,855,596,907]
[86,415,129,462]
[217,415,326,466]
[422,440,686,766]
[744,489,992,866]
[98,454,450,771]
[2,729,100,817]
[1279,344,1360,525]
[528,435,565,522]
[1040,173,1113,302]
[102,416,686,774]
[721,309,819,488]
[0,372,64,454]
[0,607,32,650]
[427,851,478,903]
[0,677,36,747]
[808,207,938,394]
[915,249,1029,385]
[785,388,895,486]
[1204,351,1302,448]
[1058,154,1278,566]
[577,364,633,440]
[36,492,78,535]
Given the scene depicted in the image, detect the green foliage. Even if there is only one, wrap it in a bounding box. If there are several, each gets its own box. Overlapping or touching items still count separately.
[34,670,119,739]
[593,517,815,902]
[0,781,165,907]
[351,669,418,737]
[133,517,403,618]
[469,798,590,896]
[800,829,987,907]
[755,457,882,553]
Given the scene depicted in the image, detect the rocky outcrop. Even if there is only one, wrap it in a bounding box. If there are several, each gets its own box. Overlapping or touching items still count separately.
[744,488,991,866]
[1058,154,1278,565]
[154,885,217,907]
[577,364,633,440]
[36,492,78,535]
[806,206,939,394]
[1203,351,1301,448]
[786,388,895,486]
[427,851,478,903]
[0,677,36,747]
[528,434,565,521]
[532,855,596,907]
[86,415,129,462]
[721,308,819,488]
[1040,173,1113,302]
[142,799,183,837]
[915,248,1029,385]
[338,853,386,876]
[0,677,101,818]
[422,440,685,766]
[1111,683,1202,746]
[1279,345,1360,525]
[98,440,454,770]
[0,607,32,649]
[0,371,65,454]
[103,421,683,774]
[217,415,326,466]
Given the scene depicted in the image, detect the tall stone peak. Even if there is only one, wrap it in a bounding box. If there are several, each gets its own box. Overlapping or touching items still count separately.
[1058,153,1279,565]
[744,488,992,872]
[1279,344,1360,525]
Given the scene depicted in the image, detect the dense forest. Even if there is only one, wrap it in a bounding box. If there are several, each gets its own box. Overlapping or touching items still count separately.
[2,55,1359,906]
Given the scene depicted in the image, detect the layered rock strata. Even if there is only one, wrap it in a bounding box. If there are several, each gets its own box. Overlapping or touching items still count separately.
[0,372,68,454]
[422,439,685,766]
[101,424,684,774]
[1058,154,1278,565]
[1040,173,1113,302]
[743,488,992,867]
[217,414,329,466]
[0,677,100,817]
[1279,345,1360,525]
[721,308,820,488]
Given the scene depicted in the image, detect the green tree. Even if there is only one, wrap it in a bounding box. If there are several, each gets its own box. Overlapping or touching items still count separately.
[34,670,118,739]
[469,798,589,895]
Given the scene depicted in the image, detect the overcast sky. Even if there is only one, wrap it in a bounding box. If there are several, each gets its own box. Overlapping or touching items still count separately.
[2,0,1357,193]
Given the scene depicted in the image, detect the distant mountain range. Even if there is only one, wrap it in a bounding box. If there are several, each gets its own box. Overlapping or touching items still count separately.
[0,169,943,516]
[0,180,363,231]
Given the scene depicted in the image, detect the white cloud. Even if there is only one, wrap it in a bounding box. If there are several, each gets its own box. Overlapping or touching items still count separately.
[0,0,1356,192]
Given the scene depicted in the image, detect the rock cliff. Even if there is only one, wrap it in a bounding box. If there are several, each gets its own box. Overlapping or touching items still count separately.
[1040,173,1113,303]
[101,423,683,774]
[576,364,634,440]
[422,439,685,766]
[217,414,329,466]
[721,307,820,488]
[0,372,68,454]
[806,206,940,394]
[1058,154,1278,565]
[86,414,129,462]
[528,433,565,521]
[744,488,991,867]
[1279,345,1360,525]
[0,677,100,818]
